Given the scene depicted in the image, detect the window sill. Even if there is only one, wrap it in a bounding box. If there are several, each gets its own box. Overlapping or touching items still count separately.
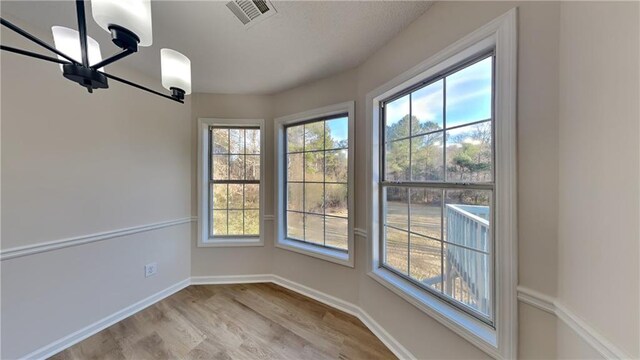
[368,267,499,357]
[198,237,264,248]
[276,238,354,268]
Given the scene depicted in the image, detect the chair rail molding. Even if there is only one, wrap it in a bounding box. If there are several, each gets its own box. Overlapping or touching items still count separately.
[0,217,195,261]
[517,286,631,359]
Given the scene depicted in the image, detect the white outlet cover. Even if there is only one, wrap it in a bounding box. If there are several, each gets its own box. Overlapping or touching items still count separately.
[145,262,157,277]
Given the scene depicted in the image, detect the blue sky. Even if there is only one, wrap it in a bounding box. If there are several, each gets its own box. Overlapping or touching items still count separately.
[386,57,493,130]
[326,117,348,141]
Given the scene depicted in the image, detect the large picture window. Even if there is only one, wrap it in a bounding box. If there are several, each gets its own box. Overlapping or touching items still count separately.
[275,102,355,267]
[198,118,265,247]
[367,11,517,357]
[381,55,495,323]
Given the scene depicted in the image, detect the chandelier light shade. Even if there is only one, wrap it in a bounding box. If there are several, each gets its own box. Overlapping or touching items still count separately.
[91,0,153,47]
[51,26,103,71]
[161,48,191,99]
[0,0,188,103]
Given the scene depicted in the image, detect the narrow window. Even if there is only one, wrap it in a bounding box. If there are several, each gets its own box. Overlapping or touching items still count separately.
[198,118,264,247]
[210,126,261,238]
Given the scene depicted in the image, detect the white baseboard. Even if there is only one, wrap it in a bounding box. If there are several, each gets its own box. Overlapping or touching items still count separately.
[22,279,191,360]
[190,274,273,285]
[21,278,631,360]
[196,274,416,360]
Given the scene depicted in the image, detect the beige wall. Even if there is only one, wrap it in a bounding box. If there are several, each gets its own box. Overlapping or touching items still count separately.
[557,2,640,358]
[3,1,638,359]
[269,2,561,358]
[0,23,192,358]
[189,93,274,276]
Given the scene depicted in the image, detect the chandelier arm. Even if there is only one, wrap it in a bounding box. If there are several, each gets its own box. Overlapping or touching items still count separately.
[0,17,79,65]
[90,48,135,70]
[75,0,89,67]
[99,71,184,104]
[0,45,74,65]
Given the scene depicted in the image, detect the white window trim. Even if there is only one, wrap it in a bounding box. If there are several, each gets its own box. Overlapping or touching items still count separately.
[274,101,356,268]
[366,9,517,359]
[197,117,266,247]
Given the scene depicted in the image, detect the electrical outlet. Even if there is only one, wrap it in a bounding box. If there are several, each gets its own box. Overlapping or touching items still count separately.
[145,262,157,278]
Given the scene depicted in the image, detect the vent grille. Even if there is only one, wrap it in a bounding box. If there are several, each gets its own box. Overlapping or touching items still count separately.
[226,0,276,28]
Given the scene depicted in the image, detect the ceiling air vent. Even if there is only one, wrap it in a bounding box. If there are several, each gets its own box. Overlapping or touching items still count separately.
[226,0,277,28]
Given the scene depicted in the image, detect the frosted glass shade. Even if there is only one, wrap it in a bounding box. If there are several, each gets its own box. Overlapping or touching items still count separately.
[51,26,103,71]
[91,0,153,47]
[161,48,191,95]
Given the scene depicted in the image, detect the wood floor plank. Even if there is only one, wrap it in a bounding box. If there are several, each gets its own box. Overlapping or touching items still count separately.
[50,283,397,360]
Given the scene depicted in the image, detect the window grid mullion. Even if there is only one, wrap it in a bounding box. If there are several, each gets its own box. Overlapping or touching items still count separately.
[323,120,327,247]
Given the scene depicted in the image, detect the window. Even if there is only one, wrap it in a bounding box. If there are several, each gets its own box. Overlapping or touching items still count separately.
[198,118,265,247]
[367,10,516,358]
[275,102,355,267]
[382,55,495,323]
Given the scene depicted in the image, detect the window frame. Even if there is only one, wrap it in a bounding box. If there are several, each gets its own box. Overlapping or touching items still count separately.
[366,9,517,359]
[197,118,266,247]
[274,102,355,267]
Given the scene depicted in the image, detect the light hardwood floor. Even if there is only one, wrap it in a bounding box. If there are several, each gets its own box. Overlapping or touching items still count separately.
[50,283,396,360]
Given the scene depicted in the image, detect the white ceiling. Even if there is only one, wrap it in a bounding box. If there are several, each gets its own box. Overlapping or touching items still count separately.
[1,1,432,94]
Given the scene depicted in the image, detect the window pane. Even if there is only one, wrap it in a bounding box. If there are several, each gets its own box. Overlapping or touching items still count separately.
[411,131,444,181]
[228,210,243,234]
[212,155,229,180]
[325,217,347,250]
[444,189,491,252]
[410,188,442,239]
[444,243,491,317]
[229,155,245,180]
[325,184,347,217]
[325,149,348,183]
[287,211,304,240]
[228,184,243,209]
[410,234,443,289]
[229,129,245,154]
[287,183,303,211]
[212,210,227,235]
[212,184,227,209]
[446,57,492,127]
[385,94,410,141]
[304,121,325,151]
[245,129,260,154]
[385,226,409,275]
[384,187,408,231]
[245,184,259,209]
[304,183,324,214]
[212,128,229,154]
[445,121,492,182]
[304,152,324,182]
[325,117,348,149]
[287,153,303,182]
[304,214,324,245]
[287,125,304,153]
[412,80,444,134]
[385,139,410,181]
[244,210,259,235]
[245,155,260,181]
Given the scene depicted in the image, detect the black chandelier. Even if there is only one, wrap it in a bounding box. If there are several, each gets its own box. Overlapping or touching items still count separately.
[0,0,191,103]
